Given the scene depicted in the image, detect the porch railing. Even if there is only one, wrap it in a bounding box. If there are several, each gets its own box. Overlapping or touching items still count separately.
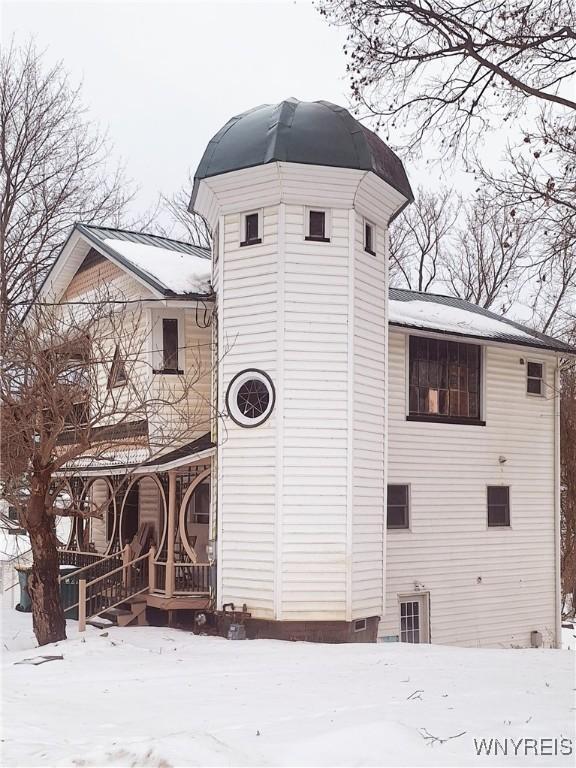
[174,562,210,593]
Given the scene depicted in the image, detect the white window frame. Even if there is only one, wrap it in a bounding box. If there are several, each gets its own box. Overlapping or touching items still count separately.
[151,309,186,373]
[240,209,263,246]
[387,483,411,531]
[526,358,545,397]
[398,593,430,643]
[364,218,376,256]
[402,332,486,423]
[304,206,331,241]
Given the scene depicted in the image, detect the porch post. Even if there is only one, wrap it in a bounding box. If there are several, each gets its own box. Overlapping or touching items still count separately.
[148,545,156,592]
[166,470,177,597]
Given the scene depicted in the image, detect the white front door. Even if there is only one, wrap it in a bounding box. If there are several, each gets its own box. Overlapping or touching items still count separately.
[399,594,429,643]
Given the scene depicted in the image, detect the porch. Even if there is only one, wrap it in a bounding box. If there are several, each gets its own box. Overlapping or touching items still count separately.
[56,436,215,627]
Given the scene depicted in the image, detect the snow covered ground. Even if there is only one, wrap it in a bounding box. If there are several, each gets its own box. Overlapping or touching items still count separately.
[1,608,574,768]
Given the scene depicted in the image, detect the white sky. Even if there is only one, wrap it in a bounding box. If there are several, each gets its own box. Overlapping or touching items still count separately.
[2,1,357,215]
[2,0,475,218]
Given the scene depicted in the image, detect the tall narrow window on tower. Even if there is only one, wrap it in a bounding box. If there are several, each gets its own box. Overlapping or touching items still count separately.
[240,211,261,246]
[306,209,330,242]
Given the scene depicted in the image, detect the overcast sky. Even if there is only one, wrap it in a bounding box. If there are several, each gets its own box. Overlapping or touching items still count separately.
[4,0,371,217]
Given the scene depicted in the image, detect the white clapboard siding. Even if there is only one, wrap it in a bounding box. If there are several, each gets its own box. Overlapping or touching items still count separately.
[351,216,387,619]
[380,330,558,648]
[218,207,279,618]
[280,205,350,620]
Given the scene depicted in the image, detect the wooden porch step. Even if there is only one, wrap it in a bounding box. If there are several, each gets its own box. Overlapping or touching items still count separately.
[147,592,211,611]
[86,618,115,630]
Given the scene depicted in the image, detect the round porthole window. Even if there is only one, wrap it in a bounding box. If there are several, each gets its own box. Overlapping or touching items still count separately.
[226,369,275,428]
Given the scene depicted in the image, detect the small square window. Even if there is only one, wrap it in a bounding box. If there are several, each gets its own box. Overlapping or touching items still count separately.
[527,361,544,395]
[364,221,375,255]
[487,486,510,527]
[387,484,409,529]
[306,210,329,242]
[240,212,261,246]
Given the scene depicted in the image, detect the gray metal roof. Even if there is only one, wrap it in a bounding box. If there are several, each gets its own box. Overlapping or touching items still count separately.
[189,98,413,210]
[389,287,575,354]
[76,224,212,298]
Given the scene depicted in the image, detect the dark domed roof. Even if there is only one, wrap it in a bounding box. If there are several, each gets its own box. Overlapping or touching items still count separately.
[189,98,413,209]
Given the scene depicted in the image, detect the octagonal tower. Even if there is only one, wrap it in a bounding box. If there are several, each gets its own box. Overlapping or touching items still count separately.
[191,98,412,641]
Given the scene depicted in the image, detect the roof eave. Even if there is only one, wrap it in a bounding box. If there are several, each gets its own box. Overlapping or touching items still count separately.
[389,322,576,356]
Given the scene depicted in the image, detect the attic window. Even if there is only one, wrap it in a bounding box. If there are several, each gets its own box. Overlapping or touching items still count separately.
[240,212,261,246]
[108,345,128,389]
[306,210,330,242]
[364,221,375,255]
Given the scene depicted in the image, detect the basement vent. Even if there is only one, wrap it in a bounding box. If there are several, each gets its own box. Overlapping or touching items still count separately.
[354,619,367,632]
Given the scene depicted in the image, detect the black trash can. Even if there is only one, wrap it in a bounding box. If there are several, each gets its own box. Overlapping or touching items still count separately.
[15,566,32,612]
[59,565,79,620]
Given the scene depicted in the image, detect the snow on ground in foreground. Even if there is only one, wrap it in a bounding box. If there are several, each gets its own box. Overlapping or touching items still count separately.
[1,609,574,768]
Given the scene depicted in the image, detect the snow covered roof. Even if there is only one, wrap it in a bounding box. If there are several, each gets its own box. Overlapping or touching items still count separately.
[389,288,575,354]
[76,224,212,298]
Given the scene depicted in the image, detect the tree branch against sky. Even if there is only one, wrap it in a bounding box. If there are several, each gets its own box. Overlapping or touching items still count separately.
[318,0,576,155]
[0,41,132,341]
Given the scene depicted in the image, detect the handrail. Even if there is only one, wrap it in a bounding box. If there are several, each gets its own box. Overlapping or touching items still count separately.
[58,550,122,582]
[85,552,148,589]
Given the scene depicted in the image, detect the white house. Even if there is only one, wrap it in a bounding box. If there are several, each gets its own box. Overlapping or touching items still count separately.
[37,98,573,647]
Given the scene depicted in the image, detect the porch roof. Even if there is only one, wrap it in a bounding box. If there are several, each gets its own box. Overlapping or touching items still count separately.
[57,433,214,477]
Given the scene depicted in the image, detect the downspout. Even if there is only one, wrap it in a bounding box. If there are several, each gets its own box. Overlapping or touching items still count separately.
[554,356,562,648]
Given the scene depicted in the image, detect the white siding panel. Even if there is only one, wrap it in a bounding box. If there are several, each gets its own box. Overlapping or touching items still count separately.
[381,331,558,647]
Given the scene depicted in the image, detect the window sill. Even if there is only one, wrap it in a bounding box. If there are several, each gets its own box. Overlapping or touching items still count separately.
[153,369,184,375]
[387,526,410,531]
[305,236,331,243]
[364,247,376,256]
[406,415,486,426]
[240,238,262,247]
[109,380,128,390]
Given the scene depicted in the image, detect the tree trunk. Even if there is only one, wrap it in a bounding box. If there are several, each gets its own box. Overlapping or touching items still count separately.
[26,474,67,646]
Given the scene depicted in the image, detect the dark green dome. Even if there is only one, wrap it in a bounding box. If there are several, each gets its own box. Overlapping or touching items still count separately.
[190,98,412,209]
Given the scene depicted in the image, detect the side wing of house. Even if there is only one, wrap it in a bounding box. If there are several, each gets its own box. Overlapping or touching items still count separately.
[382,328,559,648]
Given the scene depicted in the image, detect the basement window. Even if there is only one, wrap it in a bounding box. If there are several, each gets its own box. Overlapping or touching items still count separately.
[527,361,544,396]
[305,209,330,242]
[487,486,510,527]
[240,211,261,246]
[364,221,376,255]
[354,619,367,632]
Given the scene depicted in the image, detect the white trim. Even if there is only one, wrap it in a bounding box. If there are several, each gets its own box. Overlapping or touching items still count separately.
[526,358,546,397]
[345,208,355,622]
[240,208,263,245]
[134,447,215,474]
[150,308,186,372]
[382,228,391,618]
[304,206,331,240]
[398,592,430,644]
[554,358,561,647]
[216,213,225,611]
[363,217,376,255]
[274,202,286,621]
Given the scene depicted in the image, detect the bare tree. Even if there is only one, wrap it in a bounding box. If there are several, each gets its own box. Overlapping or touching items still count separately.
[389,187,457,291]
[0,288,210,646]
[155,174,211,249]
[318,0,576,154]
[444,191,537,313]
[0,41,132,340]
